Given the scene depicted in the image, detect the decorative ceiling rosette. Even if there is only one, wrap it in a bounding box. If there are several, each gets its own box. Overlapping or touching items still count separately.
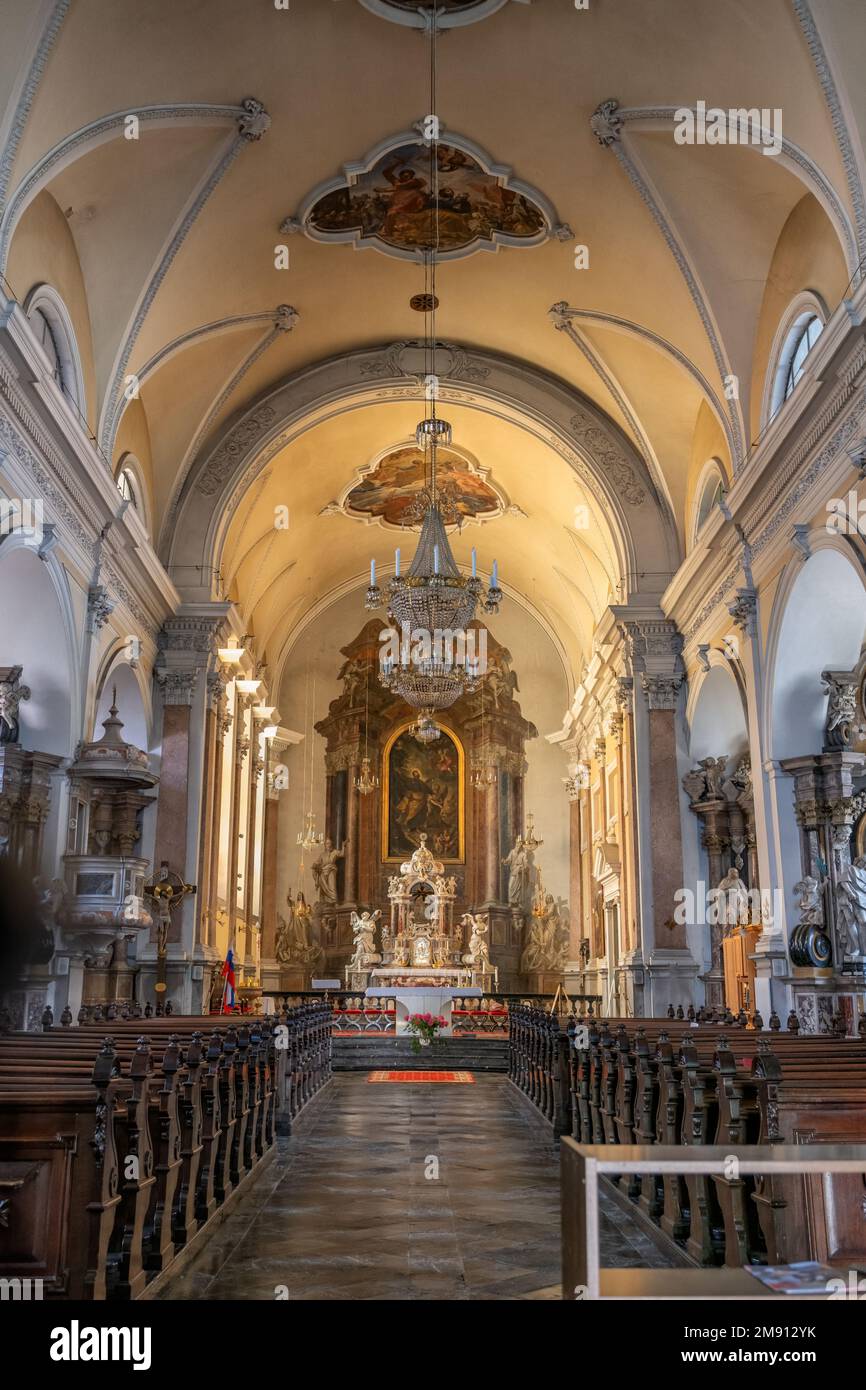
[357,0,520,29]
[280,130,568,263]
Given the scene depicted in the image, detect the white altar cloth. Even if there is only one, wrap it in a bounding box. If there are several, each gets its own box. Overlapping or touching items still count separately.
[364,985,481,1037]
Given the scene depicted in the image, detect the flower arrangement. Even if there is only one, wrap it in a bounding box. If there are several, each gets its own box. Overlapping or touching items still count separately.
[405,1012,446,1053]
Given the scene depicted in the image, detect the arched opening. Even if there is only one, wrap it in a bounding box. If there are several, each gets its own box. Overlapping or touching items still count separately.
[770,549,866,763]
[691,459,726,546]
[765,292,827,425]
[92,660,149,751]
[682,663,750,980]
[23,283,86,416]
[0,545,74,757]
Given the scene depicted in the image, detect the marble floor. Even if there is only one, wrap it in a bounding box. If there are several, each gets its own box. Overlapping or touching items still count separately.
[155,1074,681,1301]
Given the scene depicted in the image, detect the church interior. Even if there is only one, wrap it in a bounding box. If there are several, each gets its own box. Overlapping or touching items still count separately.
[1,0,866,1336]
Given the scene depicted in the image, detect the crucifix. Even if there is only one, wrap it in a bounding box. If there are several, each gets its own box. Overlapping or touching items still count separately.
[143,861,197,1010]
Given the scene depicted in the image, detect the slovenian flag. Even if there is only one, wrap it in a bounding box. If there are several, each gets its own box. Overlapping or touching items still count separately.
[220,946,236,1012]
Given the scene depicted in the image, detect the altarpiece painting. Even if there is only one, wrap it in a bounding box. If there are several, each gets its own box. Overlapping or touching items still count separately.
[384,723,464,861]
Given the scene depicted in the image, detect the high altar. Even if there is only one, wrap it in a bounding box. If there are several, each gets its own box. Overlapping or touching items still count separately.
[302,618,538,991]
[346,833,495,992]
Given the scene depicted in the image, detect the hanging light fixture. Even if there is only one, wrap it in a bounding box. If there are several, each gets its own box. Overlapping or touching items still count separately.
[365,7,502,740]
[296,660,324,852]
[355,665,380,794]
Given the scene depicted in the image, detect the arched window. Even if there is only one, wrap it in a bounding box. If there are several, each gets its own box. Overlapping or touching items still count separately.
[114,453,150,535]
[23,284,85,414]
[765,293,827,423]
[29,307,62,384]
[116,467,138,511]
[691,460,726,546]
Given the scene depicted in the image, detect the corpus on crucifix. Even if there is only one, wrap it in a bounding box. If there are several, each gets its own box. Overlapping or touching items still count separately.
[143,861,197,1004]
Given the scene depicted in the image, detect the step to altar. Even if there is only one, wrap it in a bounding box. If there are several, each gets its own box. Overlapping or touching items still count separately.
[332,1034,509,1072]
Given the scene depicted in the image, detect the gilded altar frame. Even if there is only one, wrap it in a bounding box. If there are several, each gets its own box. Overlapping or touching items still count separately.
[381,718,465,863]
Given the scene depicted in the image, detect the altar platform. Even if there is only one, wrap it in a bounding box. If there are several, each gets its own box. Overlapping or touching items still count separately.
[332,1033,509,1072]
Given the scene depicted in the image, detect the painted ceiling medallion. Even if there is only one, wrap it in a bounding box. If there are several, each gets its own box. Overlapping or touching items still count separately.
[281,132,567,262]
[322,442,518,529]
[358,0,518,29]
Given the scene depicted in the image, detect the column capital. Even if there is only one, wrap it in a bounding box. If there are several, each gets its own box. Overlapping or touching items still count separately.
[157,669,197,707]
[727,587,757,637]
[640,672,684,710]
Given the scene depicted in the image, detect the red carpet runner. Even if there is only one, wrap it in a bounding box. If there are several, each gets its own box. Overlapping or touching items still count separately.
[366,1070,475,1084]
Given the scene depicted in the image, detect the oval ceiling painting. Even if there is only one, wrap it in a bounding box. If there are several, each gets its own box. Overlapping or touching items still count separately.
[295,135,557,261]
[342,445,503,528]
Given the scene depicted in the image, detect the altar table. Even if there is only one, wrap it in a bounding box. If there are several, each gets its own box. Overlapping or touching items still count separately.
[364,985,481,1037]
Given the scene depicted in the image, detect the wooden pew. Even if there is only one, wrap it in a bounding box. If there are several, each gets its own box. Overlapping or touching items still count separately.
[0,1002,332,1299]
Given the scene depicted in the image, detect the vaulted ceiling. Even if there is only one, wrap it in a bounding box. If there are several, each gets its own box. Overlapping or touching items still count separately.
[1,0,861,696]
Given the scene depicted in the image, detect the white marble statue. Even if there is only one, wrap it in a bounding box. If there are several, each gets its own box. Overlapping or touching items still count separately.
[503,835,531,909]
[835,855,866,958]
[348,908,382,970]
[312,838,346,903]
[715,866,752,928]
[460,912,490,967]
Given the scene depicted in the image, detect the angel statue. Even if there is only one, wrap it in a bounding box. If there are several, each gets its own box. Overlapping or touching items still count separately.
[348,909,382,971]
[461,912,490,968]
[793,875,825,925]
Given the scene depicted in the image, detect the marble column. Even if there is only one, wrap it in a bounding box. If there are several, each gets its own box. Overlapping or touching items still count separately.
[260,774,280,968]
[568,786,581,960]
[482,775,501,905]
[153,671,196,943]
[206,682,231,949]
[243,732,264,963]
[343,761,360,906]
[228,694,249,955]
[615,611,696,1012]
[727,588,791,1019]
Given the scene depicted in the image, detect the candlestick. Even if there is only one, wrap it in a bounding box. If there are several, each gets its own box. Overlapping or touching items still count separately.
[434,544,440,574]
[395,547,401,577]
[492,559,498,587]
[471,548,477,577]
[370,557,376,586]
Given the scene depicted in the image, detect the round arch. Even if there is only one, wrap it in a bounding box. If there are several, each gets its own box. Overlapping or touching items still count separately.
[761,290,829,430]
[163,343,681,608]
[23,282,86,415]
[91,648,152,752]
[765,543,866,761]
[0,540,78,754]
[686,658,749,766]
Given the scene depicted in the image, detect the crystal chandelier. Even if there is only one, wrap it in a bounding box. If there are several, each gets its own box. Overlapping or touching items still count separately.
[409,712,441,744]
[523,811,544,854]
[364,15,502,735]
[297,808,324,852]
[296,653,323,851]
